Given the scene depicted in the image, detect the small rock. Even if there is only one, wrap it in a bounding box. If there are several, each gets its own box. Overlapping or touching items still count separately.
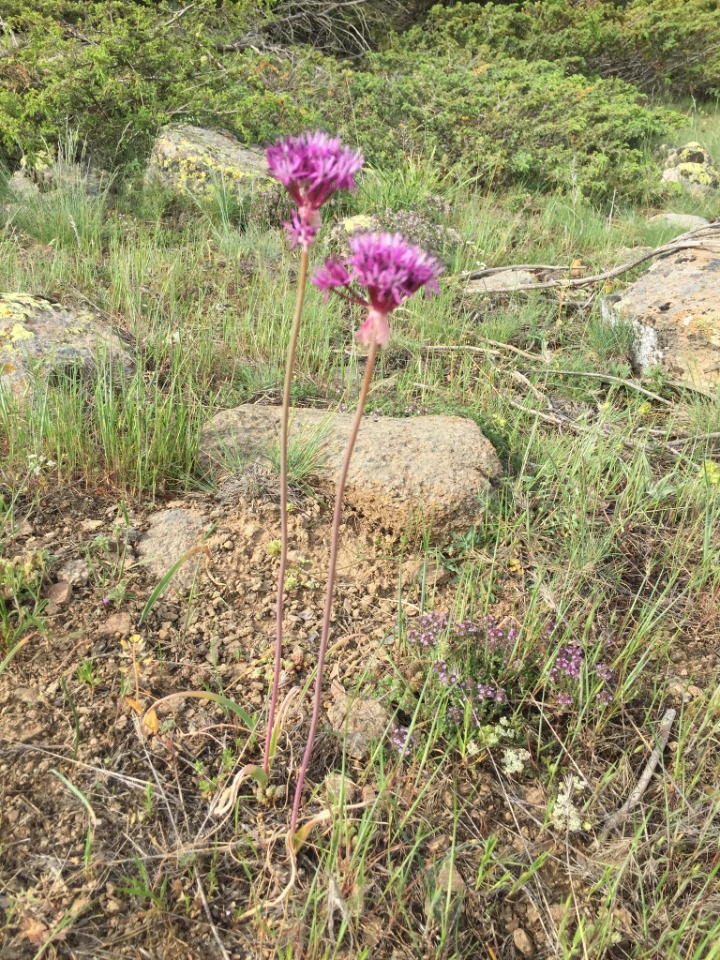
[9,170,40,198]
[648,213,710,231]
[47,581,72,606]
[201,405,500,542]
[97,612,133,638]
[513,928,534,957]
[323,772,358,805]
[0,295,134,397]
[466,268,538,293]
[603,240,720,393]
[549,902,571,925]
[326,692,389,760]
[138,508,209,591]
[425,857,466,921]
[330,215,380,255]
[15,686,40,704]
[80,519,104,532]
[57,558,91,586]
[145,123,272,198]
[435,860,465,897]
[15,519,33,538]
[402,558,451,588]
[662,142,719,192]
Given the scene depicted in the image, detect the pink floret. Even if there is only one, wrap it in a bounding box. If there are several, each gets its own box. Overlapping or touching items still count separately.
[311,232,442,347]
[266,131,363,247]
[347,232,442,314]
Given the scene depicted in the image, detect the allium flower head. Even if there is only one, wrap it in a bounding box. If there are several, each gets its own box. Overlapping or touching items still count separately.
[312,232,442,347]
[265,131,363,248]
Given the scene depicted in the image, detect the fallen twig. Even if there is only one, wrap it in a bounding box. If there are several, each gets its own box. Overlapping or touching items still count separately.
[599,708,676,840]
[463,227,719,293]
[422,339,542,362]
[196,873,231,960]
[523,367,673,407]
[667,431,720,447]
[465,263,570,278]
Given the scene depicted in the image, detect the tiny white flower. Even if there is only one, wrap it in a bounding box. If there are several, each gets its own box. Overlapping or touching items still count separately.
[502,748,531,775]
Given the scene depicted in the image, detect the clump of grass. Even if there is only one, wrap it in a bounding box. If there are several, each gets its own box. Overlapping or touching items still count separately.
[267,420,332,492]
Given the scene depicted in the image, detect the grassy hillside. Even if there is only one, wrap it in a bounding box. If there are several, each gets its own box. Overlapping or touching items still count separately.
[1,4,720,958]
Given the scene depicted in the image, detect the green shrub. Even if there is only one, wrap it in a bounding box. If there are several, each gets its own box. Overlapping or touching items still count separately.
[0,0,267,169]
[0,0,678,202]
[401,1,720,100]
[333,52,676,201]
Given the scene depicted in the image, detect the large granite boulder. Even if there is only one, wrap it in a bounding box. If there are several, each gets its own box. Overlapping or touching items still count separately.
[604,234,720,394]
[200,405,501,540]
[0,295,133,396]
[145,124,272,197]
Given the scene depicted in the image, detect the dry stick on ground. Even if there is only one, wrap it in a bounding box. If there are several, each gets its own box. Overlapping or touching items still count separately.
[196,873,231,960]
[522,367,674,407]
[668,431,720,447]
[468,264,571,276]
[423,340,539,362]
[462,226,720,291]
[599,708,676,841]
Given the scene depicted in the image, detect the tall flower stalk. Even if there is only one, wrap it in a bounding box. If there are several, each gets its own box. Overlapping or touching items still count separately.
[263,132,362,773]
[291,232,441,830]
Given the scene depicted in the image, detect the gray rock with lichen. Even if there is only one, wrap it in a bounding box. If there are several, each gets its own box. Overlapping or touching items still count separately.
[0,294,133,396]
[603,235,720,394]
[145,123,273,197]
[662,142,719,192]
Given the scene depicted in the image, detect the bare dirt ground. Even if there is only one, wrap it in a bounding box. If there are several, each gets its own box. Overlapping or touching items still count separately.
[1,480,718,959]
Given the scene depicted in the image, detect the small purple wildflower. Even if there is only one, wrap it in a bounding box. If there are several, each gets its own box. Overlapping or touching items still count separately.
[102,597,110,605]
[556,692,573,707]
[390,726,417,756]
[447,705,464,723]
[312,232,442,348]
[595,661,614,683]
[550,645,584,683]
[407,611,449,649]
[265,131,363,249]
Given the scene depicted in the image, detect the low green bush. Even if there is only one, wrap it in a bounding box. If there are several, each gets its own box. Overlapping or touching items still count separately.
[0,0,678,202]
[335,52,676,201]
[402,1,720,100]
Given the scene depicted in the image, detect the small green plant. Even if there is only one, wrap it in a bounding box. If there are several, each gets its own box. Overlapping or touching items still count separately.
[119,856,168,911]
[267,421,332,491]
[0,549,46,650]
[76,657,101,690]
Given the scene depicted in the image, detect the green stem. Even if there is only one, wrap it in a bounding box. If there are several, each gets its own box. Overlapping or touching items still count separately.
[291,338,379,830]
[263,246,310,773]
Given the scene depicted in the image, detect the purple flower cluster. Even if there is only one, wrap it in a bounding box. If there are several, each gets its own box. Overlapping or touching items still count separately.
[550,645,584,683]
[595,661,614,683]
[406,611,449,648]
[434,660,507,720]
[549,641,615,709]
[266,131,363,248]
[390,726,417,756]
[312,232,442,347]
